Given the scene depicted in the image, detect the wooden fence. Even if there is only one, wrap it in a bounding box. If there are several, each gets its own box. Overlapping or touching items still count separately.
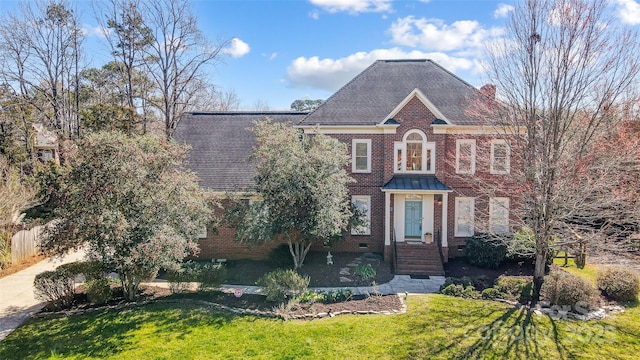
[11,225,42,264]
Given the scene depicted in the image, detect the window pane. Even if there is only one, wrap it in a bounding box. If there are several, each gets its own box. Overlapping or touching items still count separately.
[396,148,403,171]
[455,198,474,237]
[355,142,368,156]
[458,143,471,173]
[352,196,371,235]
[355,156,367,170]
[407,142,422,171]
[490,198,509,234]
[492,143,509,173]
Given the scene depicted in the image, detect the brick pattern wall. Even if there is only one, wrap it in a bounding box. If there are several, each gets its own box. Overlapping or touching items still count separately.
[198,95,517,262]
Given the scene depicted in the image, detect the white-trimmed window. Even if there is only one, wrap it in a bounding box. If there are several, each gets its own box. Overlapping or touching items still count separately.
[351,195,371,235]
[352,139,371,173]
[394,130,435,174]
[489,197,510,234]
[455,197,475,237]
[490,140,510,174]
[456,139,476,174]
[197,225,207,239]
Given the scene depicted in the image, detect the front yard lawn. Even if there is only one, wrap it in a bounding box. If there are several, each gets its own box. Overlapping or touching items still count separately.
[2,294,639,359]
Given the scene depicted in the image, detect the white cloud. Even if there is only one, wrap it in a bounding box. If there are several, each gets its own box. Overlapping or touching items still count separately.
[309,9,321,19]
[286,48,474,91]
[388,16,504,52]
[493,3,514,18]
[224,38,250,58]
[262,52,278,60]
[616,0,640,25]
[81,24,110,38]
[309,0,392,14]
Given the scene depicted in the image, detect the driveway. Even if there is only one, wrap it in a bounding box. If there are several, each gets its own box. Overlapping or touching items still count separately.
[0,249,85,341]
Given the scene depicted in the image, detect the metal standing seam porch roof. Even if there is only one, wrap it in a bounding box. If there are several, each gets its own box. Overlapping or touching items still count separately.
[382,175,452,192]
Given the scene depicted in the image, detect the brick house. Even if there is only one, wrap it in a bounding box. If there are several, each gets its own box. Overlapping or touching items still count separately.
[174,59,513,275]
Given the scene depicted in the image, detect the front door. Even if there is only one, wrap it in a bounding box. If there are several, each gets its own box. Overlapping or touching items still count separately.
[405,200,422,238]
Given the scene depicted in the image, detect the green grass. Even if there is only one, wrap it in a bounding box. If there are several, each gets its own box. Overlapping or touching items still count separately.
[1,295,640,359]
[553,254,600,285]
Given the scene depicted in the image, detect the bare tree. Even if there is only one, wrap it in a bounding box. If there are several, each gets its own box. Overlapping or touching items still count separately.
[184,80,240,112]
[0,1,84,138]
[141,0,230,137]
[473,0,640,302]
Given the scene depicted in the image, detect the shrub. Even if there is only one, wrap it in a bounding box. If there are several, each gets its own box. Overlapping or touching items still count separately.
[297,290,324,303]
[541,266,599,311]
[85,278,112,304]
[167,261,227,293]
[257,269,310,302]
[482,287,502,300]
[318,289,353,303]
[166,264,198,294]
[268,244,295,269]
[495,276,533,303]
[197,262,227,291]
[461,286,481,299]
[57,261,108,282]
[354,264,376,280]
[441,284,464,297]
[34,269,75,310]
[442,275,490,291]
[441,284,480,299]
[465,233,508,269]
[597,268,640,302]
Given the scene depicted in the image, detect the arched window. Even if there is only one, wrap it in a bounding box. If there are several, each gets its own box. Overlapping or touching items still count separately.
[395,130,435,174]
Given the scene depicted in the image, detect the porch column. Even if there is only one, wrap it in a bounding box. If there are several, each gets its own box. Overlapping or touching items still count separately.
[441,192,448,247]
[384,191,391,246]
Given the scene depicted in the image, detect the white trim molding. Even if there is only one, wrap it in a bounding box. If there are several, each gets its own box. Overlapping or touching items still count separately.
[490,139,510,175]
[381,88,451,125]
[351,195,371,235]
[456,139,476,174]
[489,197,510,234]
[454,197,475,237]
[352,139,372,173]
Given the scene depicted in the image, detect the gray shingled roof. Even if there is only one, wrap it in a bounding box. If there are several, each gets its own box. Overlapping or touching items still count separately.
[173,112,307,191]
[300,59,481,126]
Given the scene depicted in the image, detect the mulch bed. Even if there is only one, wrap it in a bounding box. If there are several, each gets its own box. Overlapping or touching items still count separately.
[444,258,535,285]
[222,251,394,287]
[41,285,404,320]
[39,252,399,319]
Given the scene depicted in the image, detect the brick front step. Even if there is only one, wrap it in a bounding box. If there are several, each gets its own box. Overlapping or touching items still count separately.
[394,241,445,276]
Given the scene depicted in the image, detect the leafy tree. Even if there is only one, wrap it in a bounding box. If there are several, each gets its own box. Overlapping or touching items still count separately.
[290,99,324,112]
[40,132,214,300]
[473,0,640,302]
[227,120,355,269]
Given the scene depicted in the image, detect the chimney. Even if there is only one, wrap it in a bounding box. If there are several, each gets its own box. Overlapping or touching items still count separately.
[480,84,496,100]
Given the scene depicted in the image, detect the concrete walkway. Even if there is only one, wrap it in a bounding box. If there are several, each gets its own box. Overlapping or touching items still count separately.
[0,250,85,341]
[1,252,445,342]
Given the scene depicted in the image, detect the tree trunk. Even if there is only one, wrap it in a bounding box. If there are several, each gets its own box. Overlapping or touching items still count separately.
[531,246,547,304]
[288,238,313,270]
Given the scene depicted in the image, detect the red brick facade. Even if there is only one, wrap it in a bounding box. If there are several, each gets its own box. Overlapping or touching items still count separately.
[196,95,515,267]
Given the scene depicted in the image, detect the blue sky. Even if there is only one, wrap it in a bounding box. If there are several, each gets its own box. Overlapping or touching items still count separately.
[2,0,640,110]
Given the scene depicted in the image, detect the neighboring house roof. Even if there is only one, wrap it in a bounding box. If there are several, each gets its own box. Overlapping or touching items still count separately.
[173,111,308,192]
[300,59,481,126]
[33,123,58,149]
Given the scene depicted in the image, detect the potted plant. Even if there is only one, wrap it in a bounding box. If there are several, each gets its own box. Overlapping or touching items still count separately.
[424,232,433,243]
